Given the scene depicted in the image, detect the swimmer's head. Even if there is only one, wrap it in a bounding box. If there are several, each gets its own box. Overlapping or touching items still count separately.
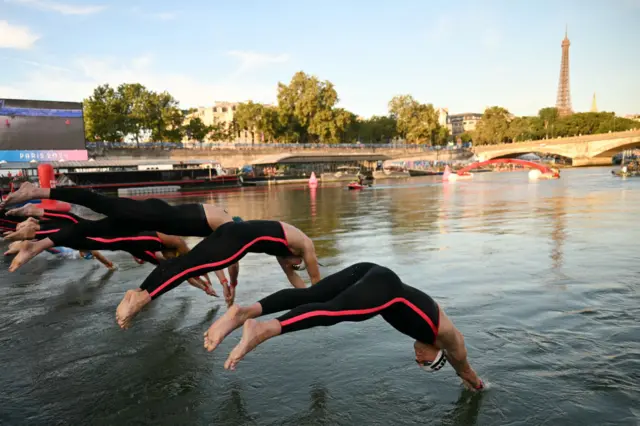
[414,341,447,373]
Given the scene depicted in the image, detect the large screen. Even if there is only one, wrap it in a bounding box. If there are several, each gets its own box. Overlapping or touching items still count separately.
[0,98,88,161]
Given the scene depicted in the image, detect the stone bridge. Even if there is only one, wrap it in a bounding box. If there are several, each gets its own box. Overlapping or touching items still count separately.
[472,130,640,166]
[95,145,471,168]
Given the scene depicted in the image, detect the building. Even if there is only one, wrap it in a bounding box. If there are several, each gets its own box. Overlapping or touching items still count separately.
[436,107,449,128]
[183,102,242,143]
[624,114,640,122]
[447,112,483,136]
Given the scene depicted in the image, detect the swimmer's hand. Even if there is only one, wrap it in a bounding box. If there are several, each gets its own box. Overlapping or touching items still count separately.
[220,279,235,307]
[107,263,118,271]
[461,377,485,392]
[187,277,218,297]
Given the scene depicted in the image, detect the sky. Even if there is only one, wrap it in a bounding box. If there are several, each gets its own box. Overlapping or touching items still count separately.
[1,0,639,118]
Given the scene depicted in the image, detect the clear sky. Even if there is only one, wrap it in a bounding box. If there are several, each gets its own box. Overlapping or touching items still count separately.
[1,0,639,117]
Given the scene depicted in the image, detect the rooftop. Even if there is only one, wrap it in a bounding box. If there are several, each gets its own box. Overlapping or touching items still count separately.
[251,153,389,165]
[0,158,218,170]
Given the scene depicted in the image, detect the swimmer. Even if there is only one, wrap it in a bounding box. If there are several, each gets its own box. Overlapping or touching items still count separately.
[4,219,223,296]
[115,219,321,329]
[2,183,233,237]
[5,203,84,224]
[203,262,484,391]
[5,240,116,270]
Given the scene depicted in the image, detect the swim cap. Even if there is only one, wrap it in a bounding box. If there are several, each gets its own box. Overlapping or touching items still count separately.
[232,216,244,223]
[82,252,94,260]
[416,349,447,373]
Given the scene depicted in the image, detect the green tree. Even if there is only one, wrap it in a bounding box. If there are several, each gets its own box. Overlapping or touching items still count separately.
[146,91,184,143]
[184,117,210,142]
[473,106,512,145]
[459,132,473,143]
[83,84,125,142]
[276,71,344,143]
[388,95,441,144]
[117,83,150,147]
[434,126,450,146]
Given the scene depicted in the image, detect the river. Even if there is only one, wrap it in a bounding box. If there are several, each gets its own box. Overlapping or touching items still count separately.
[0,166,638,425]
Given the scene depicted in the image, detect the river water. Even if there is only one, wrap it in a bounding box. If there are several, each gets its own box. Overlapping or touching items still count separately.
[0,167,638,425]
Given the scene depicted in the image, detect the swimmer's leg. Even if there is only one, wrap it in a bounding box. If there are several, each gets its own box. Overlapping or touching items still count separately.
[7,238,54,272]
[46,188,213,236]
[118,229,246,329]
[204,262,377,352]
[0,182,43,207]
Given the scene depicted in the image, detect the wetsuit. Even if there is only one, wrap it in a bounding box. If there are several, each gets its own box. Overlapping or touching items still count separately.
[44,219,168,264]
[258,262,440,343]
[46,188,212,237]
[140,220,294,298]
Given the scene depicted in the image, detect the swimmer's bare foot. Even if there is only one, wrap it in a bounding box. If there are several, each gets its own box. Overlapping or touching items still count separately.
[16,217,40,230]
[6,204,43,218]
[3,225,37,241]
[8,240,40,272]
[204,304,250,352]
[4,241,26,256]
[223,319,281,371]
[115,289,151,329]
[1,182,44,208]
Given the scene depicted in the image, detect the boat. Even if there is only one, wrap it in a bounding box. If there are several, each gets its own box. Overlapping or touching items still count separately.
[407,169,444,177]
[321,166,362,182]
[612,169,640,178]
[0,159,241,195]
[612,151,640,177]
[347,182,367,190]
[373,165,410,179]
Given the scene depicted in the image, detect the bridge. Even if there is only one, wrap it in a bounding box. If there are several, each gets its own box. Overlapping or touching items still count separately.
[472,130,640,166]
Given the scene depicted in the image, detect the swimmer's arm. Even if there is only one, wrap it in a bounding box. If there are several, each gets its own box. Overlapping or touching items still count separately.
[301,241,321,284]
[228,262,239,286]
[439,328,483,390]
[158,233,190,256]
[277,257,306,289]
[90,251,115,270]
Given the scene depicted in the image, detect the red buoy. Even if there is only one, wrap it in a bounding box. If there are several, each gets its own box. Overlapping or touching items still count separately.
[35,164,71,212]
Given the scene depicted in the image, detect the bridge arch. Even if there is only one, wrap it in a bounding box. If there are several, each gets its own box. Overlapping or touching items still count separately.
[479,146,573,162]
[590,140,640,159]
[456,158,554,175]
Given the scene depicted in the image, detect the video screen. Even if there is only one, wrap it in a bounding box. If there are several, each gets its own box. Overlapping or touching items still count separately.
[0,98,86,151]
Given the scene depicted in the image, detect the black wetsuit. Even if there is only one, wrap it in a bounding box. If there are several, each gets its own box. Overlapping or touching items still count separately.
[140,220,294,298]
[258,262,440,344]
[44,219,168,264]
[47,188,212,237]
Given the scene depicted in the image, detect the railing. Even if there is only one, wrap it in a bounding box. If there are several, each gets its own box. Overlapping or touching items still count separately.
[85,141,474,152]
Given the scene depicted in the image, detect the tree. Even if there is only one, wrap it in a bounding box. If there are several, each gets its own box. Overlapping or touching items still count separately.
[356,115,398,143]
[473,106,512,145]
[459,132,473,143]
[434,126,450,146]
[146,91,184,143]
[83,84,126,142]
[276,71,342,143]
[184,117,210,142]
[116,83,151,147]
[388,95,441,144]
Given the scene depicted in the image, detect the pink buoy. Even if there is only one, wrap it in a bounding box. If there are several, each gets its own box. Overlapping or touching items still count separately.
[35,164,71,212]
[442,165,451,181]
[308,171,318,189]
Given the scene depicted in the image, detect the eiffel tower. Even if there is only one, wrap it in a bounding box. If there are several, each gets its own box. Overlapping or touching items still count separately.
[555,26,573,117]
